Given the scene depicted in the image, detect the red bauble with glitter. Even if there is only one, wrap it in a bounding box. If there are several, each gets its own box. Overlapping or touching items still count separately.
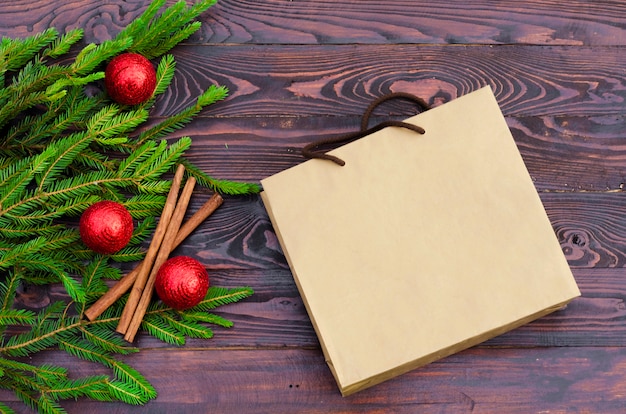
[155,256,209,310]
[104,53,156,105]
[79,200,134,255]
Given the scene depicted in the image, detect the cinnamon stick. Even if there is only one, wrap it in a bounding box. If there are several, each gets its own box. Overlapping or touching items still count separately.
[124,176,197,342]
[83,193,223,321]
[173,192,223,248]
[116,164,185,334]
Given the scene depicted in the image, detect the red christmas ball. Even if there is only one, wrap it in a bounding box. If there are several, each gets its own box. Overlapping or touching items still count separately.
[79,200,134,255]
[104,53,156,105]
[155,256,209,310]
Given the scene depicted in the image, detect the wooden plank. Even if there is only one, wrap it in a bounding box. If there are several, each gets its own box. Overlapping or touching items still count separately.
[6,44,625,119]
[3,346,626,413]
[18,46,608,118]
[3,1,626,46]
[6,188,626,275]
[1,1,624,413]
[177,115,626,192]
[9,189,626,351]
[144,44,626,118]
[204,0,626,46]
[510,115,626,192]
[8,264,626,349]
[0,1,150,44]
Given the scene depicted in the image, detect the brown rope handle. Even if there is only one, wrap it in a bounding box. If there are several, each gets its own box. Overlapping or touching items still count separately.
[302,92,431,166]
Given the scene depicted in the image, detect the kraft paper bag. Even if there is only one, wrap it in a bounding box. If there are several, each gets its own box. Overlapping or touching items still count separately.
[260,86,580,396]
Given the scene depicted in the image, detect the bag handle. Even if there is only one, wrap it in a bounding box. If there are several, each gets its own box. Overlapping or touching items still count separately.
[302,92,430,166]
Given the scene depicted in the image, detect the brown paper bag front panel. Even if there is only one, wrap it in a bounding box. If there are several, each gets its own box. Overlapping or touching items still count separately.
[261,86,580,393]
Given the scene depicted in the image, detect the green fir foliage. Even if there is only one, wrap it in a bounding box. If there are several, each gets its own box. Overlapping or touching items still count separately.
[0,1,255,413]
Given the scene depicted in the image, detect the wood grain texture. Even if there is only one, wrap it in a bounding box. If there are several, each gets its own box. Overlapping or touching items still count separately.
[146,44,626,118]
[0,1,147,44]
[3,0,626,46]
[2,0,626,412]
[3,346,626,413]
[7,195,626,350]
[203,0,626,46]
[8,267,626,350]
[175,114,626,192]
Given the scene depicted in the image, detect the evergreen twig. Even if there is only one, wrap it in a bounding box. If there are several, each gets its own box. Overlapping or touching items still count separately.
[0,1,256,412]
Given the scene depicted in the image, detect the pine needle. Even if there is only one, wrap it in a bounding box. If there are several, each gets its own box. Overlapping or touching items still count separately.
[0,1,256,412]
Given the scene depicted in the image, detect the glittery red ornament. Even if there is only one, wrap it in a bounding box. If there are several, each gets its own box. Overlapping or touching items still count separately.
[155,256,209,310]
[79,200,134,255]
[104,53,156,105]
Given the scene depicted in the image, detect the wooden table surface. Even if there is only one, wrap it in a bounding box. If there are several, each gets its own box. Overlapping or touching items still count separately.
[3,1,626,413]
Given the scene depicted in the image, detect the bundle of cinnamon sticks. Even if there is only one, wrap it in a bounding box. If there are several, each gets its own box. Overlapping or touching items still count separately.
[84,164,223,343]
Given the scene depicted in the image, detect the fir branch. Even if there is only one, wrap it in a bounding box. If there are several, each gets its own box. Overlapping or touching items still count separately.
[2,303,66,357]
[40,230,81,251]
[116,140,158,177]
[107,247,145,263]
[11,383,39,413]
[114,0,167,45]
[0,1,257,412]
[45,71,105,99]
[42,375,109,401]
[106,380,148,406]
[0,27,58,72]
[0,154,40,186]
[123,194,167,218]
[94,137,128,147]
[16,254,84,303]
[35,132,95,191]
[0,271,20,313]
[0,237,48,270]
[36,394,65,414]
[0,62,75,125]
[2,136,193,216]
[100,266,123,282]
[0,90,53,132]
[127,217,157,246]
[193,286,255,311]
[4,88,102,150]
[2,325,59,357]
[135,84,228,146]
[160,312,213,339]
[182,311,234,328]
[0,146,54,209]
[80,256,111,306]
[2,196,98,228]
[0,215,55,236]
[132,179,172,194]
[5,171,122,216]
[100,358,156,403]
[74,149,114,171]
[126,0,218,59]
[79,325,137,355]
[42,28,84,59]
[145,21,202,61]
[141,314,185,345]
[71,37,133,76]
[87,106,149,138]
[0,402,14,414]
[181,158,262,195]
[39,195,101,219]
[38,267,82,306]
[153,54,176,96]
[131,1,188,58]
[0,359,66,382]
[131,137,192,180]
[0,309,36,326]
[56,336,110,366]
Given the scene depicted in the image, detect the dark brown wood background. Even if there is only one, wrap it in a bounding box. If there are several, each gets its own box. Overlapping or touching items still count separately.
[3,1,626,412]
